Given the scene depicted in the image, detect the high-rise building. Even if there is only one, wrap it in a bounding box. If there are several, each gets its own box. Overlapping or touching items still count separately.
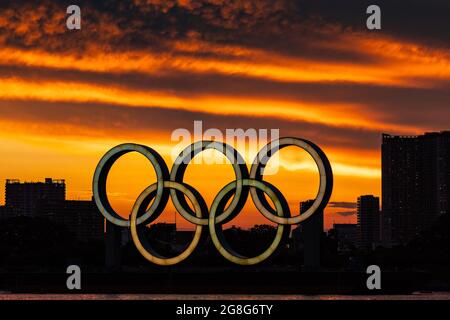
[36,200,105,241]
[5,178,65,217]
[37,199,104,241]
[332,223,357,252]
[61,200,104,241]
[382,132,450,244]
[292,200,323,269]
[0,205,6,220]
[105,220,122,270]
[4,178,103,241]
[357,195,380,250]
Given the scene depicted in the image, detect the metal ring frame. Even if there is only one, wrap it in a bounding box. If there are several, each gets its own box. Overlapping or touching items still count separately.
[93,138,333,265]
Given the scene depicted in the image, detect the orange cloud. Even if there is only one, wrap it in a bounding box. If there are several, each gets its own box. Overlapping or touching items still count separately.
[0,77,425,135]
[0,0,447,231]
[1,33,448,87]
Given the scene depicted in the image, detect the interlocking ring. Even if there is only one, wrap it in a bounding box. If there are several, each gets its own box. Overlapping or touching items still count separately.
[170,141,249,225]
[93,143,170,227]
[250,137,333,224]
[209,179,291,265]
[130,181,207,266]
[93,138,333,266]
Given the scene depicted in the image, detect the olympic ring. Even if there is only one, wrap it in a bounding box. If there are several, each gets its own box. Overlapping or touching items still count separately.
[170,141,249,225]
[93,138,333,266]
[209,179,291,265]
[130,181,206,266]
[250,137,333,224]
[93,143,170,227]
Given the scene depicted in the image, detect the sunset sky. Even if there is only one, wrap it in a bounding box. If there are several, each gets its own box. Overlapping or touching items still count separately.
[0,0,449,230]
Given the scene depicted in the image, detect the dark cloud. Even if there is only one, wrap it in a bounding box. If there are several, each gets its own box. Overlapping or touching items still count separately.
[301,0,450,47]
[0,1,448,148]
[0,99,381,151]
[329,202,357,209]
[2,64,448,130]
[1,0,447,62]
[336,210,356,217]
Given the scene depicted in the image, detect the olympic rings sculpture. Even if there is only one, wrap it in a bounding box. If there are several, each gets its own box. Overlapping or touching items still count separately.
[93,137,333,266]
